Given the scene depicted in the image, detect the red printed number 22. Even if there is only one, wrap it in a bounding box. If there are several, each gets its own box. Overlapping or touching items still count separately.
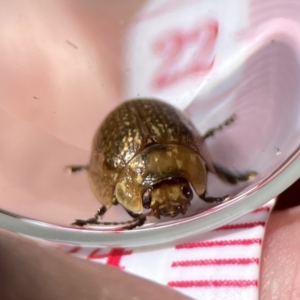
[152,19,218,90]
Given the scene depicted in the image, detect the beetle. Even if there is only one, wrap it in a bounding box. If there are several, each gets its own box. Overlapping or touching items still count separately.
[67,98,256,230]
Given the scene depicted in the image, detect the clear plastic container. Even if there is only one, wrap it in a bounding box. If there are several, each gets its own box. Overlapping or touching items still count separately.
[0,0,299,247]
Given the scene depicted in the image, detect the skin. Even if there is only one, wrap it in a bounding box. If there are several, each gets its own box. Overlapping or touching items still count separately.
[0,229,191,300]
[260,179,300,300]
[261,208,300,300]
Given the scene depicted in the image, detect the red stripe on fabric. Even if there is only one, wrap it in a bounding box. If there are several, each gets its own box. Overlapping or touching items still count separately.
[216,221,265,230]
[67,246,81,254]
[252,206,271,213]
[172,258,259,267]
[106,249,133,268]
[176,238,262,249]
[87,248,132,269]
[87,248,110,260]
[168,280,258,288]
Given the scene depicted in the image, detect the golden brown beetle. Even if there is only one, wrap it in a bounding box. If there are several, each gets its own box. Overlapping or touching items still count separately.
[68,99,256,230]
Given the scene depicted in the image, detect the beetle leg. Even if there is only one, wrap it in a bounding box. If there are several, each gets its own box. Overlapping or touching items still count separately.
[65,165,89,173]
[112,195,118,205]
[125,209,141,219]
[121,215,147,230]
[203,115,236,140]
[95,206,107,218]
[72,217,99,226]
[213,164,257,184]
[200,193,230,203]
[72,214,146,230]
[72,206,107,226]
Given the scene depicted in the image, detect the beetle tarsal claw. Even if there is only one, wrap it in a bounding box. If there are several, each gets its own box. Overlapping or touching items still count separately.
[246,171,258,181]
[222,195,231,202]
[215,195,231,203]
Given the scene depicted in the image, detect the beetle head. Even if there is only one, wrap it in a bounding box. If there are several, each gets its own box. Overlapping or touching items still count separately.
[142,177,193,218]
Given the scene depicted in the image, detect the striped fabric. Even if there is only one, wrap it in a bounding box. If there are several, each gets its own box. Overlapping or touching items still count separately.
[61,200,274,300]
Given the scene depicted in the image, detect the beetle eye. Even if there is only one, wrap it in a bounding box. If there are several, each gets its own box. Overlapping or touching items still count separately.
[181,185,193,201]
[142,193,152,209]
